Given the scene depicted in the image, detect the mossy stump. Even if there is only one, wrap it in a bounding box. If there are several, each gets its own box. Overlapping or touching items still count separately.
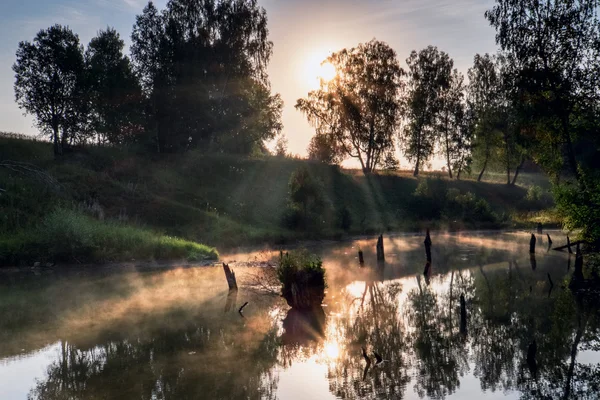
[278,250,326,310]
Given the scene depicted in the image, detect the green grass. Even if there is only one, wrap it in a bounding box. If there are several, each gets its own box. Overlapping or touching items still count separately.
[0,136,558,266]
[0,208,217,266]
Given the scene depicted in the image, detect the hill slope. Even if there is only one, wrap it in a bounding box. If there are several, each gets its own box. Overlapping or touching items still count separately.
[0,136,554,265]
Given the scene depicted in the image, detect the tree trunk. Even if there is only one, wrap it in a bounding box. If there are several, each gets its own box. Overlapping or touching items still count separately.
[413,156,420,177]
[511,156,526,186]
[52,127,60,156]
[477,156,488,182]
[504,133,511,185]
[561,115,580,183]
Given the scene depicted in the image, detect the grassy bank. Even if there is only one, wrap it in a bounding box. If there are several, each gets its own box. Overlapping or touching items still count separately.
[0,136,556,266]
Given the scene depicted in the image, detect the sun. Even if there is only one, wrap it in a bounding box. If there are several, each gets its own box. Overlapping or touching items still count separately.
[301,49,338,90]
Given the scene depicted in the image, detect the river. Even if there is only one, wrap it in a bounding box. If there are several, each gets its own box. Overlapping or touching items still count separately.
[1,231,598,399]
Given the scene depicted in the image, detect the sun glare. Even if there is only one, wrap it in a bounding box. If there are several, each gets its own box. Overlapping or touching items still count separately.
[302,49,338,90]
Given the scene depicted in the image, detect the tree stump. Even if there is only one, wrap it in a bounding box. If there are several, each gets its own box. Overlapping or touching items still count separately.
[530,254,537,271]
[376,235,385,262]
[567,236,573,254]
[546,234,552,246]
[529,234,536,254]
[424,229,432,262]
[223,263,238,290]
[358,249,364,265]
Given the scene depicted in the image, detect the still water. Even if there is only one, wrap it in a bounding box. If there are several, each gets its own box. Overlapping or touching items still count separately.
[0,231,598,399]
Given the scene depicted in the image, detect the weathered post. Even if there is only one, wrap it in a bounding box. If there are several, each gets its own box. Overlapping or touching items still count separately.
[376,235,385,262]
[527,340,538,376]
[537,222,543,234]
[223,263,238,290]
[358,249,364,265]
[529,234,536,254]
[423,261,431,277]
[567,236,573,254]
[546,234,552,246]
[424,229,432,263]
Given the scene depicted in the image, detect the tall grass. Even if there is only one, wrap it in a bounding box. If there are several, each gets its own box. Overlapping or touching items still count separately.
[0,209,217,266]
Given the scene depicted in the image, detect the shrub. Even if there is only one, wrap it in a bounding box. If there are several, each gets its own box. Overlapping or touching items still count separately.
[445,189,496,223]
[409,178,449,219]
[526,185,543,202]
[286,167,330,230]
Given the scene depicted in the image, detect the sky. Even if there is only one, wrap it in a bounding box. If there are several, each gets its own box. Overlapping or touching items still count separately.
[0,0,499,169]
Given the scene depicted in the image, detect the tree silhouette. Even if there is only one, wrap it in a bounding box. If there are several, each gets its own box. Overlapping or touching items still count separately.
[13,25,86,155]
[401,46,453,176]
[130,0,282,154]
[296,39,404,174]
[85,28,144,145]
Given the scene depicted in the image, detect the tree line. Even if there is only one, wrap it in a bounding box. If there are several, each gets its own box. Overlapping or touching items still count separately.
[298,0,600,190]
[13,0,283,156]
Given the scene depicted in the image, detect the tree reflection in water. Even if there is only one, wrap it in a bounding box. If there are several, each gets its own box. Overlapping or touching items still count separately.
[2,239,598,400]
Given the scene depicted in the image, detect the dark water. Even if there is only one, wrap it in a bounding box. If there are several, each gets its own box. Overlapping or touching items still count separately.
[1,231,598,399]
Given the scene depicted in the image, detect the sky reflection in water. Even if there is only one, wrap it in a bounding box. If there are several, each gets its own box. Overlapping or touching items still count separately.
[0,231,598,399]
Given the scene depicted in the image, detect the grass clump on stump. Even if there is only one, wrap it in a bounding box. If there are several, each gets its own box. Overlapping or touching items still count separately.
[277,249,326,310]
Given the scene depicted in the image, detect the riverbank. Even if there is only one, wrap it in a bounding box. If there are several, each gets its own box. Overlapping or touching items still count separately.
[1,136,558,267]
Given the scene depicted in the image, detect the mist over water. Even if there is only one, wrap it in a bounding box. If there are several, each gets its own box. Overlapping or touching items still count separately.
[1,231,598,399]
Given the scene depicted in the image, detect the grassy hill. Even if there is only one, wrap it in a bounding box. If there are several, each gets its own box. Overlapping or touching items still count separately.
[0,136,556,266]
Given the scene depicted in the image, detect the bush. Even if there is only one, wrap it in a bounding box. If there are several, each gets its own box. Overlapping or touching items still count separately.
[408,178,449,220]
[285,167,330,230]
[277,249,326,309]
[445,190,496,223]
[526,185,543,202]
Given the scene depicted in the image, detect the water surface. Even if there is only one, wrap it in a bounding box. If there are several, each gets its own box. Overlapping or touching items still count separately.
[1,231,598,399]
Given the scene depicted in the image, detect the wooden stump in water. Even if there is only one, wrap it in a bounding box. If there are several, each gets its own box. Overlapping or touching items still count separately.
[567,236,573,254]
[376,235,385,262]
[546,234,552,246]
[424,229,432,263]
[358,249,364,265]
[529,234,536,254]
[223,263,238,290]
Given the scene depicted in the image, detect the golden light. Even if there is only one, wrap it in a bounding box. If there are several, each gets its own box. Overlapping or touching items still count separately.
[301,48,338,90]
[323,341,340,359]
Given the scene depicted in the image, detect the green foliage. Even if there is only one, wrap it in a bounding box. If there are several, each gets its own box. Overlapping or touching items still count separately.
[554,177,600,245]
[130,0,282,154]
[0,208,217,265]
[286,167,329,230]
[402,46,453,176]
[13,25,86,155]
[526,185,542,202]
[409,178,496,224]
[85,28,144,145]
[277,249,326,290]
[297,39,404,174]
[307,133,344,165]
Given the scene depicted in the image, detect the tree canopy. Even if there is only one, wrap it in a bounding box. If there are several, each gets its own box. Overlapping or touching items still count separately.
[296,39,404,174]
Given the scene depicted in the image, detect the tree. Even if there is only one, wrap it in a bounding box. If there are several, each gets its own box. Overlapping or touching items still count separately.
[85,28,144,145]
[451,101,475,180]
[13,25,86,155]
[486,0,600,242]
[402,46,453,176]
[485,0,600,183]
[467,53,503,182]
[130,0,282,154]
[131,1,169,152]
[307,133,344,165]
[437,69,466,178]
[274,134,288,157]
[296,39,404,174]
